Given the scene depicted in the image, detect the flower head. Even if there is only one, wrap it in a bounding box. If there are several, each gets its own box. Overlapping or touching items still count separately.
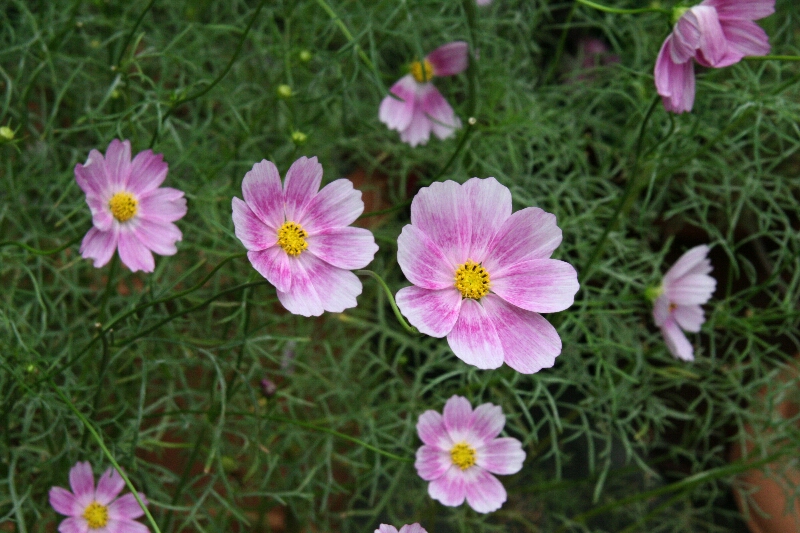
[379,41,468,147]
[49,461,149,533]
[75,139,187,273]
[395,178,579,373]
[415,395,525,513]
[375,524,427,533]
[651,245,716,361]
[654,0,774,113]
[232,156,378,317]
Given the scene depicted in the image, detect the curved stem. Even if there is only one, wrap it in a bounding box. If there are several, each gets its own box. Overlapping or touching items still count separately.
[575,0,670,15]
[0,234,82,255]
[115,0,157,67]
[356,270,418,335]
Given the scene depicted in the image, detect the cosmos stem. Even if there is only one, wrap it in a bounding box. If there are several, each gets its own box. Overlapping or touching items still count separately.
[356,270,419,335]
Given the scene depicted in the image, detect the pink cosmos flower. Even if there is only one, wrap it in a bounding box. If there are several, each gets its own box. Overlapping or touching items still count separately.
[49,461,149,533]
[232,156,378,317]
[379,41,468,147]
[395,178,579,373]
[75,139,187,273]
[652,245,716,361]
[415,395,526,513]
[375,524,427,533]
[654,0,774,113]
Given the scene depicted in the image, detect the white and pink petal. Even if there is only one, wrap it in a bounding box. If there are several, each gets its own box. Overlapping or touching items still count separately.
[409,180,472,266]
[416,409,455,450]
[300,179,364,234]
[490,258,579,313]
[415,444,453,481]
[463,467,507,513]
[232,197,277,251]
[128,149,168,196]
[427,465,468,507]
[306,226,377,270]
[283,156,323,223]
[80,228,118,268]
[446,299,504,370]
[275,253,361,316]
[462,178,512,263]
[107,493,147,521]
[468,403,505,446]
[396,225,457,290]
[396,285,462,338]
[379,75,418,132]
[483,207,563,272]
[476,437,526,475]
[426,41,469,77]
[94,468,125,505]
[117,230,156,273]
[242,160,285,231]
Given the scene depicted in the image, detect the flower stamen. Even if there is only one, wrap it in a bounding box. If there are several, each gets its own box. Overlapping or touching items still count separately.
[83,501,109,529]
[277,221,309,256]
[450,442,477,470]
[454,260,491,300]
[410,59,434,83]
[108,192,138,222]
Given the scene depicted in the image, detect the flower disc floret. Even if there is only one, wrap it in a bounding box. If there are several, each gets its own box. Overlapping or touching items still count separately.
[450,442,477,470]
[410,59,434,83]
[83,501,109,528]
[277,221,308,256]
[108,192,138,222]
[454,260,490,299]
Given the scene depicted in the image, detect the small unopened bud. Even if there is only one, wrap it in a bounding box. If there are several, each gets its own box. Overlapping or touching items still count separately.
[291,131,307,145]
[260,378,277,398]
[277,84,293,99]
[299,50,312,63]
[467,117,477,126]
[0,126,14,141]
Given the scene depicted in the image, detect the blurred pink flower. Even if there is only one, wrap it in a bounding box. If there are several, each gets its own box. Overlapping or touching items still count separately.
[415,395,525,513]
[379,41,468,147]
[476,0,492,4]
[395,178,579,373]
[75,139,187,273]
[652,245,716,361]
[49,461,149,533]
[232,156,378,317]
[375,524,427,533]
[654,0,774,113]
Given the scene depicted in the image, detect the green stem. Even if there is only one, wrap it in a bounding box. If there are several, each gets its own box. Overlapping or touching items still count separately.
[0,234,82,255]
[98,254,119,324]
[575,0,670,15]
[356,270,418,335]
[745,54,800,61]
[50,380,163,533]
[544,1,578,85]
[149,0,267,148]
[114,0,157,67]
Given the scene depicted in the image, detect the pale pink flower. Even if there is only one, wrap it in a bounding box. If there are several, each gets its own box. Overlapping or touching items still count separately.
[395,178,579,373]
[652,245,716,361]
[476,0,492,4]
[232,156,378,317]
[375,524,427,533]
[379,42,468,147]
[415,395,525,513]
[75,139,187,273]
[654,0,774,113]
[49,461,149,533]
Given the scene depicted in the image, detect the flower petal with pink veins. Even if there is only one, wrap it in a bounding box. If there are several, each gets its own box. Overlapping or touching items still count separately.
[463,467,507,513]
[415,445,453,481]
[104,139,132,189]
[701,0,775,21]
[69,462,95,500]
[447,299,504,370]
[443,395,475,443]
[483,207,562,272]
[399,103,433,147]
[469,403,505,446]
[306,227,377,270]
[427,465,468,507]
[276,253,361,316]
[490,259,579,313]
[49,487,80,516]
[421,85,461,141]
[483,295,562,374]
[671,11,702,63]
[118,230,155,273]
[652,294,671,327]
[396,285,462,337]
[133,218,182,256]
[232,197,277,251]
[242,160,285,230]
[463,178,512,263]
[426,41,469,76]
[300,179,364,234]
[399,524,427,533]
[410,180,472,266]
[86,195,113,232]
[476,437,526,475]
[138,188,187,223]
[661,318,695,361]
[127,150,168,196]
[57,516,89,533]
[673,304,705,332]
[663,245,711,284]
[690,6,728,67]
[75,152,110,198]
[397,225,457,290]
[105,519,150,533]
[666,274,716,305]
[247,246,293,293]
[720,18,770,60]
[417,410,455,450]
[95,468,125,505]
[80,228,118,268]
[376,525,399,533]
[283,156,324,223]
[655,37,696,113]
[379,75,418,132]
[107,493,147,520]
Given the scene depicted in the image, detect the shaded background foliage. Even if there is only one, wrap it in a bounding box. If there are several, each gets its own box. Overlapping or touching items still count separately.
[2,0,800,532]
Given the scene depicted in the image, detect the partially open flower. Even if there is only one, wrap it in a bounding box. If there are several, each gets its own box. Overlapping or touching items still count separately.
[379,41,468,147]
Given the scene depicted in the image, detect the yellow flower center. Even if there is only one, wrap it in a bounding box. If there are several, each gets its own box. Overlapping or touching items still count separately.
[83,501,109,529]
[277,221,309,256]
[410,59,434,83]
[454,260,491,300]
[108,191,138,222]
[450,442,477,470]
